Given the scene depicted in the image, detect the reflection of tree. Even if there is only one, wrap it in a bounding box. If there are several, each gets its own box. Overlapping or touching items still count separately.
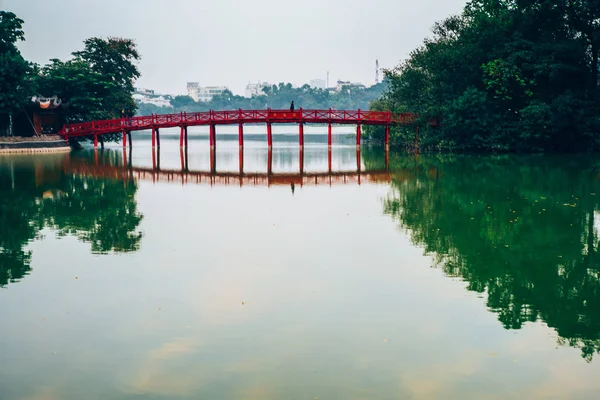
[0,153,142,287]
[0,176,38,287]
[364,151,600,362]
[40,175,143,253]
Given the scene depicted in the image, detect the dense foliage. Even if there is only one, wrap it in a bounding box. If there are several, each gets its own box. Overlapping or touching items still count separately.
[363,150,600,361]
[137,82,386,116]
[35,37,140,124]
[0,11,35,135]
[0,11,140,138]
[369,0,600,152]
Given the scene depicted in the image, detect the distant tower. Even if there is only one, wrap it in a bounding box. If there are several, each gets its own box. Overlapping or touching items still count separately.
[375,59,380,84]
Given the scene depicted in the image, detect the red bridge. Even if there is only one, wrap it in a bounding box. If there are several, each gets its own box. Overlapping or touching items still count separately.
[60,109,417,149]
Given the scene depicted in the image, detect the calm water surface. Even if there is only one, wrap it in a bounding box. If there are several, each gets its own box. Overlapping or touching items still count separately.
[1,131,600,399]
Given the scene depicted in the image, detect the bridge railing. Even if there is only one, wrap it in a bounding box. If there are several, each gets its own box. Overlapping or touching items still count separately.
[62,109,417,138]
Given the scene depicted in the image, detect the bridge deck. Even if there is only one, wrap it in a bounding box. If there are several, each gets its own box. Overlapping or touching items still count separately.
[62,109,416,138]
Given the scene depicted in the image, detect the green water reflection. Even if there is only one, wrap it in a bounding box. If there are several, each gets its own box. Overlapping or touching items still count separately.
[3,147,600,399]
[364,150,600,362]
[0,152,142,287]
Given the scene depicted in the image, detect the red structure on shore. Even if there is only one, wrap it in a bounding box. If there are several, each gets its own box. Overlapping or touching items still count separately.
[60,109,417,149]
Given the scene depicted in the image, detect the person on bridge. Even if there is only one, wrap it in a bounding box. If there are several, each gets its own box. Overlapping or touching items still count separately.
[290,101,295,112]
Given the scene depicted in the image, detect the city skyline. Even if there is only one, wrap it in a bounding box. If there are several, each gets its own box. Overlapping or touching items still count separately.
[5,0,468,95]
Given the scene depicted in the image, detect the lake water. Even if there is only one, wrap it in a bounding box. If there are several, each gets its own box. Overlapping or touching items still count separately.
[2,131,600,399]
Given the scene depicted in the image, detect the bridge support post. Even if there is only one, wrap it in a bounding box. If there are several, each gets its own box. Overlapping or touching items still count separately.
[210,124,216,149]
[356,124,361,149]
[385,125,390,150]
[99,136,104,149]
[122,130,127,148]
[299,147,304,175]
[180,126,185,148]
[238,123,244,149]
[94,134,98,148]
[328,147,332,173]
[156,128,161,148]
[267,122,272,149]
[299,122,304,147]
[128,131,132,150]
[184,127,188,148]
[239,147,244,175]
[328,123,332,147]
[152,127,156,148]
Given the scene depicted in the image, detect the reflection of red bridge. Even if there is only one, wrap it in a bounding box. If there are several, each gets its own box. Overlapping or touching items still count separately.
[66,148,392,187]
[61,109,417,149]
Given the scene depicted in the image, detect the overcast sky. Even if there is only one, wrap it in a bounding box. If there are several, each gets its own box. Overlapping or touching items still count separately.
[4,0,467,96]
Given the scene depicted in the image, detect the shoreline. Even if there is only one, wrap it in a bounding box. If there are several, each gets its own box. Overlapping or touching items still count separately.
[0,135,72,154]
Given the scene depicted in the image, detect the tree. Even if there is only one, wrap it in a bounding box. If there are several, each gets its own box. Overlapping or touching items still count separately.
[170,95,196,109]
[373,0,600,152]
[72,37,140,119]
[0,11,34,136]
[36,59,119,122]
[72,37,140,92]
[35,37,141,141]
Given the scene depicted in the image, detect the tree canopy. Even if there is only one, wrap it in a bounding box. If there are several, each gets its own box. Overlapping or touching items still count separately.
[0,11,141,138]
[369,0,600,152]
[0,11,34,133]
[35,37,140,125]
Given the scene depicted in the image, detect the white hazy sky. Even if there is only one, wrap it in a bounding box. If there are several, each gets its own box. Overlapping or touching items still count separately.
[3,0,467,95]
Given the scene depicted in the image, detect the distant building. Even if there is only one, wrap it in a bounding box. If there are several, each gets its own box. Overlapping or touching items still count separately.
[309,79,326,89]
[187,82,229,102]
[133,93,171,108]
[134,87,155,96]
[245,81,272,98]
[186,82,200,101]
[335,80,366,93]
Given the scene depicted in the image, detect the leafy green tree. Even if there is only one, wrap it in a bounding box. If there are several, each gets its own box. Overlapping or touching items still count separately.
[33,37,140,141]
[170,95,196,109]
[36,59,119,122]
[0,11,34,136]
[72,37,140,118]
[373,0,600,151]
